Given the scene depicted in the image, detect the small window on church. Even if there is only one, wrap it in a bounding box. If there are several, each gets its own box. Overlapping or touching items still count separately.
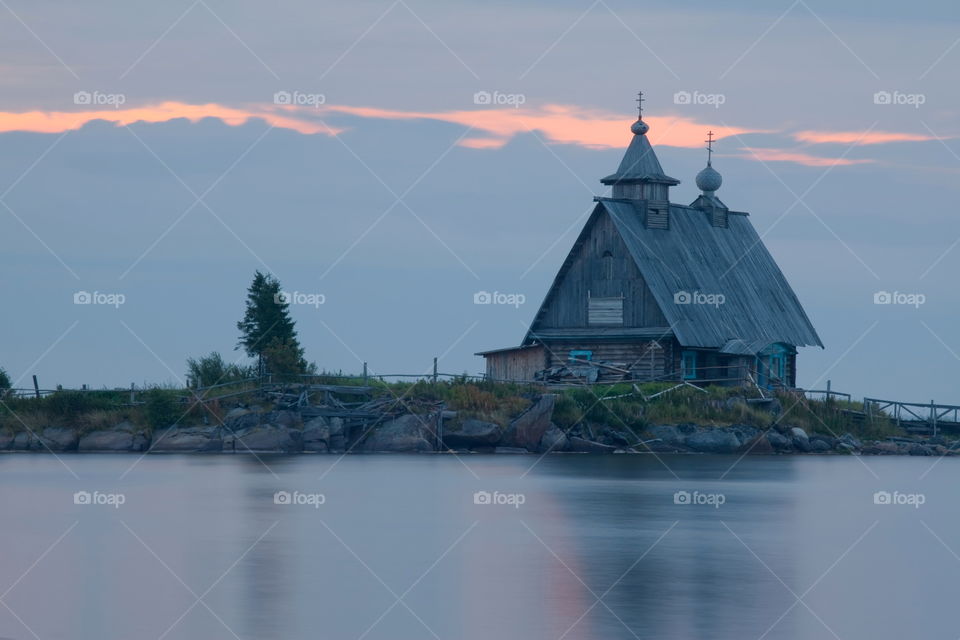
[602,250,613,279]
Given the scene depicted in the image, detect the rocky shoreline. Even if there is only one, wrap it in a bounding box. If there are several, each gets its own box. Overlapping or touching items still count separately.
[1,393,955,457]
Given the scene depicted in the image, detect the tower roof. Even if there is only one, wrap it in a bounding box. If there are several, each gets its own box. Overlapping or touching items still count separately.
[601,94,680,186]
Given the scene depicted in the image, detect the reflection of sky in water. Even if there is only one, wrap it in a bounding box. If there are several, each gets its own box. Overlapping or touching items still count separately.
[0,454,955,639]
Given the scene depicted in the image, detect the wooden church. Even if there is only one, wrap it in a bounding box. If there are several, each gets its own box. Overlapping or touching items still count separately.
[477,96,822,388]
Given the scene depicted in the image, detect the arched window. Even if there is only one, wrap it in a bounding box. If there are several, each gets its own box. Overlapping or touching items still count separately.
[602,250,613,279]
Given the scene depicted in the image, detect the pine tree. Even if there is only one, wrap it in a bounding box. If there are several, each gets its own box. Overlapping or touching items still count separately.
[236,271,306,374]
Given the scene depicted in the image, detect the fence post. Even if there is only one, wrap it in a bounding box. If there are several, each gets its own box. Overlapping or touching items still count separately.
[932,399,938,438]
[363,362,368,384]
[433,357,438,384]
[130,382,135,404]
[32,375,40,399]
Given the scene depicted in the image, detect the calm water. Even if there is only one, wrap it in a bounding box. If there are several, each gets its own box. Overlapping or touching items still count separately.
[0,452,956,639]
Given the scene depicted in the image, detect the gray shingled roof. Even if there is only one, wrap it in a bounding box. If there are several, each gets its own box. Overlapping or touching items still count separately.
[600,199,822,350]
[600,131,681,185]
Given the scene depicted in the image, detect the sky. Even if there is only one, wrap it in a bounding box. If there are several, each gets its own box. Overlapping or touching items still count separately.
[1,0,959,402]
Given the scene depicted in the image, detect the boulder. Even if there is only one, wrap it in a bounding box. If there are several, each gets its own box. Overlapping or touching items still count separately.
[40,427,79,451]
[864,441,900,455]
[538,424,569,453]
[789,427,811,452]
[766,430,793,451]
[567,437,617,453]
[224,409,261,432]
[362,414,434,453]
[808,439,832,453]
[502,395,556,450]
[741,433,775,455]
[908,444,933,456]
[226,426,302,453]
[302,417,332,452]
[78,429,148,452]
[836,442,857,453]
[443,419,502,449]
[12,431,37,450]
[151,427,222,452]
[262,410,301,429]
[647,424,697,447]
[685,428,741,454]
[840,433,863,449]
[0,430,13,450]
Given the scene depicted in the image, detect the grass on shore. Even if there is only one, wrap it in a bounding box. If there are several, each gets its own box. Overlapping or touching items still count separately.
[0,379,901,441]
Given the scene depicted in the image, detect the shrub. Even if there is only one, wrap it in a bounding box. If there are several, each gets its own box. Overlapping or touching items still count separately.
[144,389,182,430]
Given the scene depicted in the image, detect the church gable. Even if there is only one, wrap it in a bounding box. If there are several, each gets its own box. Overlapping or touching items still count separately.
[529,206,668,332]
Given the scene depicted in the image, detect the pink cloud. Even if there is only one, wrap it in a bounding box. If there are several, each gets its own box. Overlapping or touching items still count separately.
[793,130,939,145]
[739,147,874,167]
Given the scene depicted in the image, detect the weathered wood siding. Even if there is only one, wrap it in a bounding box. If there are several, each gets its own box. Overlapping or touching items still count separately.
[484,346,546,382]
[542,339,673,381]
[532,210,668,330]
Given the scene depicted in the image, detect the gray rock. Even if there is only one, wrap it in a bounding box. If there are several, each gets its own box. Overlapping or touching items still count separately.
[840,433,862,449]
[766,430,793,451]
[227,426,302,453]
[0,430,13,450]
[789,427,811,452]
[263,410,301,429]
[909,444,933,456]
[538,424,568,453]
[362,414,435,453]
[224,410,261,431]
[685,428,742,454]
[79,429,148,452]
[40,427,79,451]
[836,442,857,453]
[742,433,775,455]
[567,437,617,453]
[10,431,37,450]
[302,417,331,452]
[647,424,697,447]
[502,395,557,450]
[151,427,222,452]
[494,446,530,454]
[443,419,502,449]
[808,439,832,453]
